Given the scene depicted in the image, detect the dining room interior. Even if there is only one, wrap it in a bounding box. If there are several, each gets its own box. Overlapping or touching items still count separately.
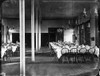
[0,0,100,76]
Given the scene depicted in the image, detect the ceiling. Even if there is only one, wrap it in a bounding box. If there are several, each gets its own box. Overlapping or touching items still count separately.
[40,0,98,19]
[1,0,99,20]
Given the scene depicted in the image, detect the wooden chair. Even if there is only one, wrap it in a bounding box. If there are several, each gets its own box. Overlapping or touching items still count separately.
[69,48,78,63]
[60,48,70,63]
[77,48,87,63]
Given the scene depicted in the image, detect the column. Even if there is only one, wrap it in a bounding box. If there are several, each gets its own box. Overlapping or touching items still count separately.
[19,0,25,76]
[75,25,79,45]
[77,26,80,45]
[4,25,7,43]
[90,8,96,46]
[38,4,42,50]
[39,20,41,50]
[1,25,4,43]
[0,3,2,43]
[36,7,39,52]
[36,0,41,51]
[6,26,10,43]
[9,32,12,43]
[31,0,35,61]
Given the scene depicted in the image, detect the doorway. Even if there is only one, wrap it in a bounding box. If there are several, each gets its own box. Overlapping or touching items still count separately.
[48,28,64,42]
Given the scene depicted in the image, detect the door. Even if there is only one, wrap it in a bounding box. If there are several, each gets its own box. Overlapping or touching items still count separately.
[48,28,63,42]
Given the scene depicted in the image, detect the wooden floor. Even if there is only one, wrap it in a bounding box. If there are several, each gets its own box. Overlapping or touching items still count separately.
[1,57,99,76]
[1,47,99,76]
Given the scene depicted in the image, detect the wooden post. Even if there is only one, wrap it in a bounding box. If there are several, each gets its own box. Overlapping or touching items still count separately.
[4,25,7,43]
[19,0,25,76]
[36,7,39,52]
[90,7,96,46]
[31,0,35,61]
[38,4,41,50]
[39,20,41,50]
[9,32,12,43]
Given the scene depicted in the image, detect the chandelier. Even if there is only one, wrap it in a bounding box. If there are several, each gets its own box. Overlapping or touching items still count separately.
[83,8,87,17]
[94,7,98,16]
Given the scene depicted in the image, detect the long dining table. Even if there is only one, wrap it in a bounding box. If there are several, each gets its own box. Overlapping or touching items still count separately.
[49,42,99,63]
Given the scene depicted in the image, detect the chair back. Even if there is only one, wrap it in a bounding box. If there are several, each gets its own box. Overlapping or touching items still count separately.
[79,48,87,53]
[88,48,95,54]
[70,48,77,53]
[61,48,69,54]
